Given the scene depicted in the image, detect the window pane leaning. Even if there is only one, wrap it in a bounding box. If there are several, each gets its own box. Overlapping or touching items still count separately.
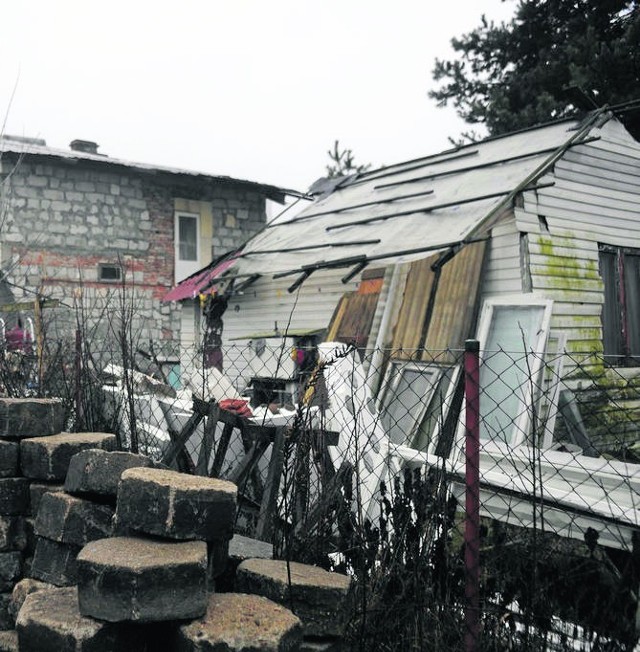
[178,215,198,261]
[599,245,640,365]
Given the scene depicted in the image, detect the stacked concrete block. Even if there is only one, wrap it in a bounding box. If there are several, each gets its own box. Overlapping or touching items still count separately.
[236,559,352,651]
[15,586,145,652]
[114,467,237,582]
[25,432,116,587]
[0,398,65,631]
[175,593,303,652]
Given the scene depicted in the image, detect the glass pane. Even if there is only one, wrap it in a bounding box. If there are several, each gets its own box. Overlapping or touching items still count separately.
[178,216,198,261]
[480,305,545,445]
[380,365,440,445]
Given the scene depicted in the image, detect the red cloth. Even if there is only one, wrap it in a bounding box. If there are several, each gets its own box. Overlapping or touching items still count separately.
[218,398,253,418]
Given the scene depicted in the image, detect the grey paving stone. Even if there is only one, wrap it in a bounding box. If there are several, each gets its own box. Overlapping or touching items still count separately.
[30,537,80,586]
[0,554,21,593]
[77,536,208,622]
[0,630,17,652]
[0,517,25,553]
[9,578,53,622]
[16,586,143,652]
[236,559,352,638]
[64,448,159,502]
[20,432,116,481]
[175,593,302,652]
[34,492,113,547]
[0,442,18,479]
[0,399,65,439]
[0,479,30,516]
[29,482,64,517]
[116,467,236,541]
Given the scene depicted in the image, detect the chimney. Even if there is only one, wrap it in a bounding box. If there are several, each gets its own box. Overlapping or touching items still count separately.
[69,139,99,155]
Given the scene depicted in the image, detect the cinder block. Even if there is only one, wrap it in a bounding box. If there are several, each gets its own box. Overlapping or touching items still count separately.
[115,468,236,542]
[16,586,143,652]
[175,593,302,652]
[30,538,80,586]
[0,554,22,593]
[236,559,352,638]
[77,536,207,622]
[0,443,18,479]
[0,517,26,553]
[20,432,116,481]
[34,493,113,547]
[0,480,30,517]
[64,449,159,502]
[0,399,65,439]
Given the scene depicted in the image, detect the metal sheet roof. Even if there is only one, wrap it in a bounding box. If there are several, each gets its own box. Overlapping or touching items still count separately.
[226,116,607,279]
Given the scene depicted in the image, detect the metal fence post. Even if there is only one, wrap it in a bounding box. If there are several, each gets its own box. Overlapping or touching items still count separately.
[75,328,83,431]
[464,339,480,652]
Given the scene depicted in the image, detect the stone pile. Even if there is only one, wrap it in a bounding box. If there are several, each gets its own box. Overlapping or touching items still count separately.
[0,397,353,651]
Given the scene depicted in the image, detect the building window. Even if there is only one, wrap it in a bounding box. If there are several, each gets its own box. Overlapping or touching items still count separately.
[98,263,122,282]
[175,212,200,282]
[177,213,199,261]
[599,244,640,366]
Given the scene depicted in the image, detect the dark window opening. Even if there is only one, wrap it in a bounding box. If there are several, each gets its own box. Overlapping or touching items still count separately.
[599,244,640,366]
[98,264,122,283]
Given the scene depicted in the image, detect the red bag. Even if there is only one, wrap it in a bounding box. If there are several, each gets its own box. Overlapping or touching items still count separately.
[218,398,253,418]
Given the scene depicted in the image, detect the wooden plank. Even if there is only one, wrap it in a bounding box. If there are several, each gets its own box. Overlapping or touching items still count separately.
[161,411,204,469]
[255,426,285,541]
[210,421,234,478]
[227,425,272,487]
[196,403,218,476]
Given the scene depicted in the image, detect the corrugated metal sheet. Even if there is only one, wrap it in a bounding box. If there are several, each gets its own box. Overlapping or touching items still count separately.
[389,242,486,363]
[422,241,486,360]
[391,255,437,356]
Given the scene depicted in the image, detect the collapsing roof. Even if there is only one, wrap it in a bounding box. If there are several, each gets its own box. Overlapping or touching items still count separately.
[178,112,612,295]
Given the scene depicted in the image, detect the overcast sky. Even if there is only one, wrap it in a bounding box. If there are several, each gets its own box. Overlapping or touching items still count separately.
[0,1,516,193]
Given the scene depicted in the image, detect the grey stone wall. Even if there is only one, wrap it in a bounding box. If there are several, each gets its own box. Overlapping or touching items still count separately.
[0,154,271,350]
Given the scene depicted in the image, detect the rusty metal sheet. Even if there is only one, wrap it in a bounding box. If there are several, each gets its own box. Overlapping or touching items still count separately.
[390,254,437,358]
[422,240,487,363]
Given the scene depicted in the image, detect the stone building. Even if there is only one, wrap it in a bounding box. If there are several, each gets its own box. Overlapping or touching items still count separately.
[0,135,297,353]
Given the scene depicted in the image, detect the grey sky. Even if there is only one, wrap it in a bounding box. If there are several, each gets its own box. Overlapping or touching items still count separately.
[0,1,516,193]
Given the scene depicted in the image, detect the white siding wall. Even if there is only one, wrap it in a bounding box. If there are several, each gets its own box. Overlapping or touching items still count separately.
[221,268,360,387]
[508,120,640,359]
[482,219,523,298]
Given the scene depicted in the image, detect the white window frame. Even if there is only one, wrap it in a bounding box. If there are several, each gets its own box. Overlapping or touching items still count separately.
[174,212,200,283]
[454,295,554,459]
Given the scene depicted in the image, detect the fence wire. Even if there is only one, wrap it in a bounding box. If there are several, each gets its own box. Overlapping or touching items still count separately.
[2,331,639,651]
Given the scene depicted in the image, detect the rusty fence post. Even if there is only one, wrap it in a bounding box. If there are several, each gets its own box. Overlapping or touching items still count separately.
[464,339,481,652]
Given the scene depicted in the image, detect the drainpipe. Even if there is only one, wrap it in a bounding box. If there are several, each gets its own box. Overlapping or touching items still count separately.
[366,264,403,397]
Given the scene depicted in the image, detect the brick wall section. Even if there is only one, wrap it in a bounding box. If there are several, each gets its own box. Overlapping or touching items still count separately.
[0,156,270,345]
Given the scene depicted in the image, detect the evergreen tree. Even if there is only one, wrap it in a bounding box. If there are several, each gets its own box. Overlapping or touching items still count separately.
[430,1,640,139]
[326,140,371,178]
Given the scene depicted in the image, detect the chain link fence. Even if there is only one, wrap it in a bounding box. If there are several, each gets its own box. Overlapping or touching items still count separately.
[1,328,639,651]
